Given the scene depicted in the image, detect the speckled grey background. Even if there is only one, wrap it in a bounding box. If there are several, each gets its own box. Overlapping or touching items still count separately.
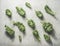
[0,0,60,46]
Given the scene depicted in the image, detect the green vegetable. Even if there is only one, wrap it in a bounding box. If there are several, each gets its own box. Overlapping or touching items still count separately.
[45,5,55,16]
[6,9,12,18]
[35,11,43,20]
[44,34,51,42]
[13,22,25,33]
[25,2,32,9]
[16,7,26,18]
[42,22,53,34]
[5,25,15,38]
[19,36,22,42]
[33,30,40,41]
[28,20,35,29]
